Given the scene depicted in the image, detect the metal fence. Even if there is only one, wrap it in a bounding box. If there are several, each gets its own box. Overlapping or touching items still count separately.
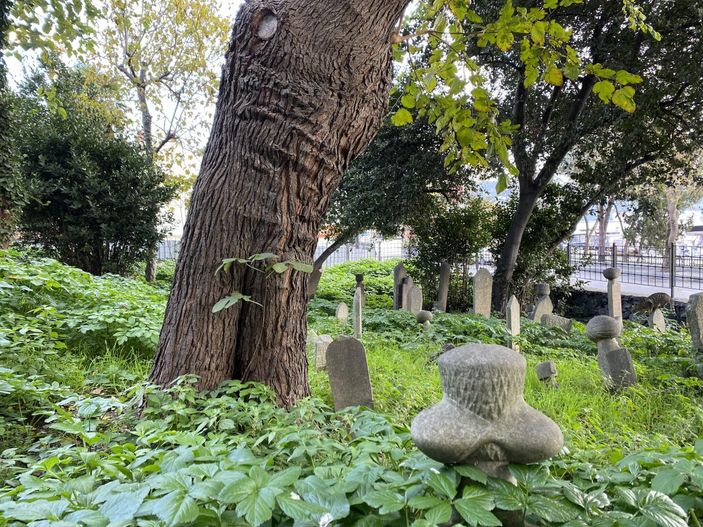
[568,243,703,296]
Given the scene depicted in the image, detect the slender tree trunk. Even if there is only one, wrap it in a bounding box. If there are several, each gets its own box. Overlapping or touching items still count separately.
[308,229,356,296]
[150,0,409,406]
[491,182,541,311]
[597,200,613,263]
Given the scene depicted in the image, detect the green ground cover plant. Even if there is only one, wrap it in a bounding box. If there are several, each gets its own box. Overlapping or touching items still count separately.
[0,252,702,526]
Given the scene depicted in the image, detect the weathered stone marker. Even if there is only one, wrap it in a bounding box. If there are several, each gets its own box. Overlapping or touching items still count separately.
[307,267,323,296]
[603,267,622,320]
[335,302,349,324]
[586,315,637,391]
[541,313,573,333]
[404,281,423,315]
[411,343,563,483]
[536,361,557,385]
[314,335,333,370]
[417,310,433,331]
[434,261,451,312]
[393,263,408,310]
[472,268,493,318]
[352,274,364,339]
[506,295,520,352]
[648,308,666,333]
[687,293,703,353]
[529,283,553,321]
[326,336,373,410]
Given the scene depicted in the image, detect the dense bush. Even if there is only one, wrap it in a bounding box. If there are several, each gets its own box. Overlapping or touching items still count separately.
[14,64,176,276]
[315,259,400,308]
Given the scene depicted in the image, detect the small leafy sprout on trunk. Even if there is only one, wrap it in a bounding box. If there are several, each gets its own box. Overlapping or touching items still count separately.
[212,253,313,313]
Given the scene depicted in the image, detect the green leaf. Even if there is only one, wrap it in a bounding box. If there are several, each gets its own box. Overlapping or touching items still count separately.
[612,86,636,112]
[218,475,254,504]
[212,293,252,313]
[287,261,314,273]
[527,495,580,523]
[99,487,149,523]
[271,262,289,274]
[401,94,416,109]
[364,489,406,514]
[496,173,508,193]
[269,466,302,488]
[236,486,278,526]
[391,108,414,126]
[639,491,688,527]
[409,495,444,510]
[530,21,547,46]
[427,470,457,499]
[153,491,200,526]
[455,465,488,484]
[276,494,326,521]
[651,468,687,494]
[593,80,615,103]
[544,66,564,86]
[251,252,277,261]
[425,502,452,523]
[454,500,501,527]
[615,69,643,85]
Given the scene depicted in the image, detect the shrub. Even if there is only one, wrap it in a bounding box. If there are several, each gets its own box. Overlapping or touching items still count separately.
[315,259,399,308]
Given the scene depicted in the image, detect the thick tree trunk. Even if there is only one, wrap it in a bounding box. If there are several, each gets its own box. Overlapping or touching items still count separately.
[150,0,409,406]
[491,182,540,311]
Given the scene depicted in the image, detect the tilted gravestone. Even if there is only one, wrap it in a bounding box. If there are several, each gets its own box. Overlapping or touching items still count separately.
[586,315,637,391]
[434,261,451,312]
[648,308,666,333]
[529,283,553,321]
[541,313,573,334]
[472,268,493,318]
[603,267,622,320]
[352,288,363,339]
[506,295,520,352]
[326,336,373,410]
[314,335,333,370]
[335,302,349,324]
[417,310,433,331]
[536,361,557,385]
[687,293,703,353]
[411,344,563,483]
[393,263,408,310]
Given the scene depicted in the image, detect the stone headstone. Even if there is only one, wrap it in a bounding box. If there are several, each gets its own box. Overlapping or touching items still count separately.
[586,315,636,390]
[326,336,373,410]
[472,268,493,318]
[687,293,703,352]
[352,288,363,339]
[506,295,520,352]
[535,361,557,383]
[335,302,349,324]
[404,283,423,315]
[541,313,573,333]
[307,268,322,296]
[434,261,451,312]
[314,335,333,370]
[529,283,553,321]
[417,310,433,324]
[393,263,408,310]
[648,308,666,332]
[411,344,563,482]
[603,267,622,320]
[354,273,366,309]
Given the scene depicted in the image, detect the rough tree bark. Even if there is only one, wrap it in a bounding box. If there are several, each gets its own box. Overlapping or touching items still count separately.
[150,0,410,406]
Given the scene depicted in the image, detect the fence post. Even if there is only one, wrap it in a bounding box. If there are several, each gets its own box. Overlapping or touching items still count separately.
[670,242,676,308]
[611,243,617,268]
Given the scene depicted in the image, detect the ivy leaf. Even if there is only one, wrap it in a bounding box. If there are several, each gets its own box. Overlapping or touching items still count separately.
[612,86,636,112]
[153,491,200,526]
[391,108,414,126]
[593,80,615,103]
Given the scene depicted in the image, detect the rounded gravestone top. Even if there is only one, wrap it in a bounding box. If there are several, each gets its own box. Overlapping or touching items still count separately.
[416,310,433,324]
[585,315,623,341]
[535,283,551,296]
[603,267,621,280]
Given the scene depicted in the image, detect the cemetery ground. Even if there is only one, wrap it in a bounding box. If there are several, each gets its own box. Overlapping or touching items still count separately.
[1,251,703,526]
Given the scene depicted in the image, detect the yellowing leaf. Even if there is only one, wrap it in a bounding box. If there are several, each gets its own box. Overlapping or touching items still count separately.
[530,21,547,46]
[612,86,636,113]
[593,80,615,103]
[400,94,416,109]
[543,66,563,86]
[391,108,413,126]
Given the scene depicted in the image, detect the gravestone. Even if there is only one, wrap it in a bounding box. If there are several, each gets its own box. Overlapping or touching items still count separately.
[417,310,433,331]
[586,315,637,390]
[314,335,333,370]
[506,295,520,352]
[354,273,366,309]
[536,361,557,385]
[434,261,451,312]
[687,293,703,353]
[603,267,622,320]
[335,302,349,324]
[404,282,423,315]
[393,263,409,310]
[307,268,322,296]
[541,313,573,333]
[529,283,553,321]
[352,288,363,339]
[472,268,493,318]
[326,336,373,410]
[411,344,563,483]
[648,308,666,333]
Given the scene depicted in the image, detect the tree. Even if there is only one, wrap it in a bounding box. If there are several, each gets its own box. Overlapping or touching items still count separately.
[15,64,176,275]
[96,0,229,280]
[315,112,475,290]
